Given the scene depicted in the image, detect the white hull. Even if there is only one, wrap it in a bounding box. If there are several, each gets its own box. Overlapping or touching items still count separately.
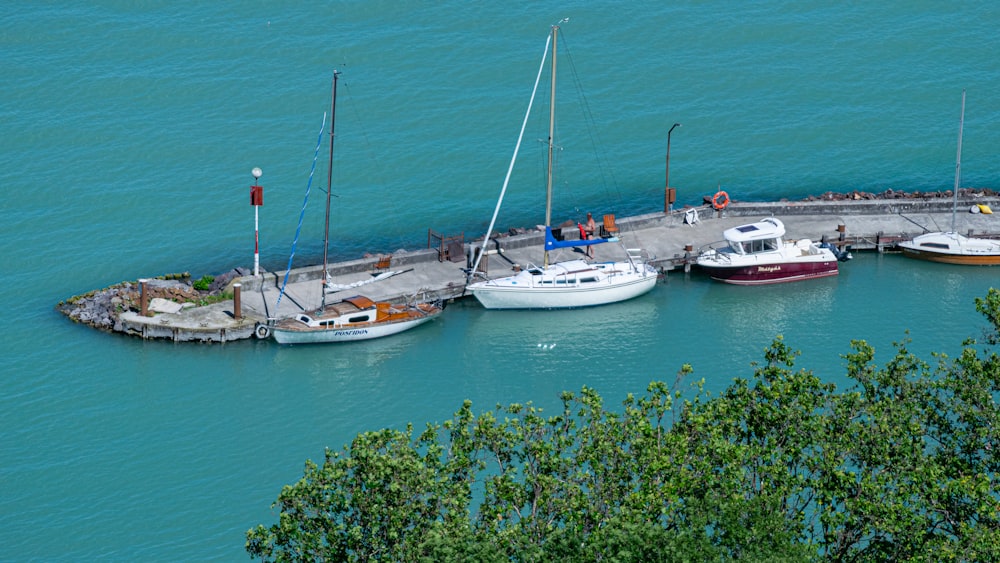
[469,259,657,309]
[271,314,437,344]
[268,295,442,345]
[899,232,1000,265]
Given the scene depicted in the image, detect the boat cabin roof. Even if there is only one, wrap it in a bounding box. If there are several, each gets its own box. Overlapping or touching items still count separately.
[343,295,377,309]
[723,217,785,243]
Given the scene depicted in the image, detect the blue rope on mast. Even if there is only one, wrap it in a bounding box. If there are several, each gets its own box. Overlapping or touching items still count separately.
[275,113,328,313]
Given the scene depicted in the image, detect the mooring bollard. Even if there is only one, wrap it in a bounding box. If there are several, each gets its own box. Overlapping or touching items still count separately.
[838,224,846,242]
[233,283,242,320]
[139,279,148,316]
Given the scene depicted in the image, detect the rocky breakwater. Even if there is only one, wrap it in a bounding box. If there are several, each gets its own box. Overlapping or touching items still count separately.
[799,187,999,202]
[703,187,998,206]
[696,187,1000,221]
[57,269,250,341]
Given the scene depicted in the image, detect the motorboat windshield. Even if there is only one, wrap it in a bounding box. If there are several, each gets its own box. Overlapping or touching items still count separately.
[723,218,785,255]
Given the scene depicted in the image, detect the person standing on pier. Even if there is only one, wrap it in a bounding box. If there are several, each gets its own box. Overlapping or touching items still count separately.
[583,212,597,259]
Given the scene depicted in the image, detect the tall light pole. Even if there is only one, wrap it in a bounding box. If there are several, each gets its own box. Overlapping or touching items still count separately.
[250,167,263,276]
[665,122,681,213]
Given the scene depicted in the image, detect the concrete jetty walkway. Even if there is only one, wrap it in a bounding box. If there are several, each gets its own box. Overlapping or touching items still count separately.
[102,195,1000,342]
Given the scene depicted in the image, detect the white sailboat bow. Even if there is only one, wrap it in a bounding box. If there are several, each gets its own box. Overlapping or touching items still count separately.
[466,23,657,309]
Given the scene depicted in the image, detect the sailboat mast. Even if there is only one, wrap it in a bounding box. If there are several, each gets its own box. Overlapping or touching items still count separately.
[951,89,965,233]
[544,25,558,268]
[322,70,340,308]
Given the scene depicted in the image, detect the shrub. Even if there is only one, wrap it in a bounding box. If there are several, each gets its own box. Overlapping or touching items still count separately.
[193,275,214,291]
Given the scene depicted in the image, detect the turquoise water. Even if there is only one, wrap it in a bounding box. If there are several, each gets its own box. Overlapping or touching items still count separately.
[3,2,1000,559]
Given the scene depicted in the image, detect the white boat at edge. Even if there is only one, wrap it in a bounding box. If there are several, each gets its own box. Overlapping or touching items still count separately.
[898,89,1000,266]
[696,217,851,285]
[899,230,1000,265]
[466,23,657,309]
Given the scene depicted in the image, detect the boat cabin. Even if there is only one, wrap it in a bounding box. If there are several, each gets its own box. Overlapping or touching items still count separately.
[722,218,786,255]
[294,309,376,328]
[292,295,379,328]
[905,231,1000,256]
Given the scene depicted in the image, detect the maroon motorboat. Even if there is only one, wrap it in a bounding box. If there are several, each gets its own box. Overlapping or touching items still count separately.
[696,218,851,285]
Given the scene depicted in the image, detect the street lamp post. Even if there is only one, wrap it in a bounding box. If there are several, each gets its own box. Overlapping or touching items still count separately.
[665,122,681,213]
[250,167,263,276]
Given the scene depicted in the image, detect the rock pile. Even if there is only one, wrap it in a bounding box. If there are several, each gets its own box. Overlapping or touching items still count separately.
[799,187,997,202]
[57,268,248,333]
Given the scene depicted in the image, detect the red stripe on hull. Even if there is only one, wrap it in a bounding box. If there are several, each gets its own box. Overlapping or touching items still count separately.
[700,262,839,285]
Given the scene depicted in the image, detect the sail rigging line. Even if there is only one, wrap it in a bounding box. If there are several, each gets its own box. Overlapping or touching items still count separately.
[467,29,553,281]
[542,24,636,268]
[556,30,623,207]
[274,112,328,313]
[950,89,965,233]
[556,31,652,256]
[897,211,937,233]
[541,27,645,258]
[339,76,388,196]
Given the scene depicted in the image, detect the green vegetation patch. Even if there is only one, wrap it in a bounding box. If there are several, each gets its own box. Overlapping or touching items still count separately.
[247,289,1000,562]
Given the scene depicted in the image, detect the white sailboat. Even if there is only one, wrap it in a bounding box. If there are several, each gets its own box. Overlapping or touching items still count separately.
[267,71,443,344]
[899,90,1000,265]
[466,23,658,310]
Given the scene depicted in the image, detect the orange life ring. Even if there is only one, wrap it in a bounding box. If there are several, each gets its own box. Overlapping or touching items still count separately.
[712,190,730,210]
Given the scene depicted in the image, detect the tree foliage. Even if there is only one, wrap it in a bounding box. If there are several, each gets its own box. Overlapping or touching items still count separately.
[247,289,1000,561]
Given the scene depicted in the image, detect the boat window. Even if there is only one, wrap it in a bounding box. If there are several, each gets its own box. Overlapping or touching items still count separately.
[348,314,372,323]
[920,242,951,250]
[579,277,598,283]
[740,238,779,254]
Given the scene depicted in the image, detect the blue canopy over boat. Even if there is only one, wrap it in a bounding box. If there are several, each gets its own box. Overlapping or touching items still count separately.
[544,226,612,251]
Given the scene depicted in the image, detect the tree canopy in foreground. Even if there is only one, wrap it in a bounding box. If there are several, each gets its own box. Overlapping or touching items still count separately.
[247,289,1000,562]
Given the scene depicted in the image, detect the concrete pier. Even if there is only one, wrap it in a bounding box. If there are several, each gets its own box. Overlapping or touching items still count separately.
[74,195,1000,342]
